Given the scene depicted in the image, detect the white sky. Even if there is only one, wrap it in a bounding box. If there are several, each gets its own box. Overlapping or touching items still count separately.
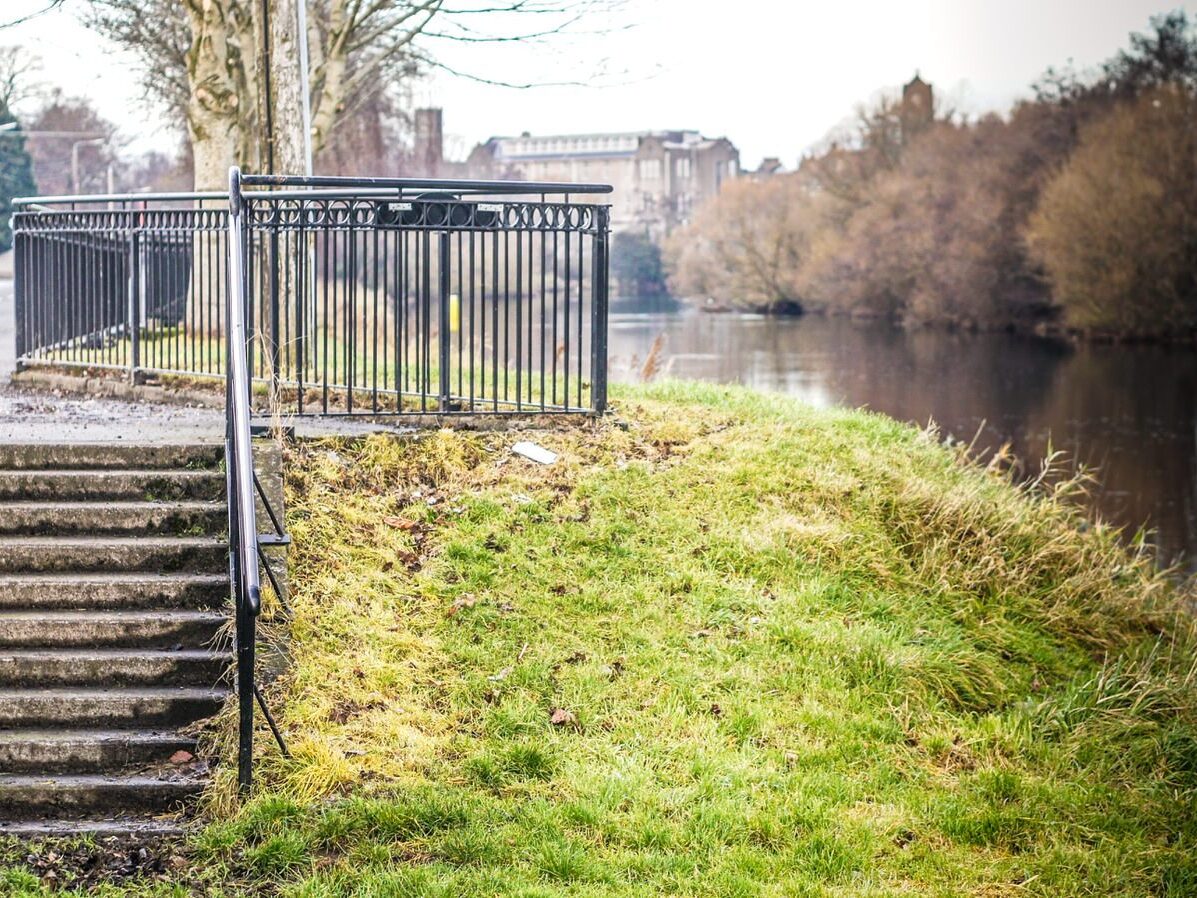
[4,0,1193,168]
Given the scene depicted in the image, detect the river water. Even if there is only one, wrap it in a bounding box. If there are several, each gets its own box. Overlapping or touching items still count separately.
[606,300,1197,572]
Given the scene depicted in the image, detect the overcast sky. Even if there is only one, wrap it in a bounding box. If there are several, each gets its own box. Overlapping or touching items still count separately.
[4,0,1193,169]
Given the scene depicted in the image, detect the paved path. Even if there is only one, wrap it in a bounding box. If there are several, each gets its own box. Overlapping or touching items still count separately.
[0,387,225,443]
[0,270,411,442]
[0,273,225,442]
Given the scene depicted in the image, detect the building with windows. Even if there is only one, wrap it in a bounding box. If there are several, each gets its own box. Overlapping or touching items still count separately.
[407,110,741,239]
[465,128,739,238]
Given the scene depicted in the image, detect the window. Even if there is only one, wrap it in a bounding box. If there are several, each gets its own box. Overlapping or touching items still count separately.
[638,158,662,180]
[676,157,691,179]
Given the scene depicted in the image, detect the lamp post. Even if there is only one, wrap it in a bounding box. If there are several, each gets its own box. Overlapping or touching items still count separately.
[71,137,107,194]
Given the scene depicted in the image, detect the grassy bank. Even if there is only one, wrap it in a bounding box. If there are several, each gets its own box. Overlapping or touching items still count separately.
[5,381,1197,896]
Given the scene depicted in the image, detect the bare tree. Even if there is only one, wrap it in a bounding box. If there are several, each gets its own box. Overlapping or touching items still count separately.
[0,45,42,112]
[83,0,616,188]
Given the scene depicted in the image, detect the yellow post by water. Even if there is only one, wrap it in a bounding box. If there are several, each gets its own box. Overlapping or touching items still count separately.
[449,293,460,333]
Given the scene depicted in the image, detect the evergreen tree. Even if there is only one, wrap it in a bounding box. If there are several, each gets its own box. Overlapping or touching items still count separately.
[0,101,37,253]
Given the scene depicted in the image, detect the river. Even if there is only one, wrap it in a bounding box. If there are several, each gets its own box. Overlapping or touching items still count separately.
[606,299,1197,572]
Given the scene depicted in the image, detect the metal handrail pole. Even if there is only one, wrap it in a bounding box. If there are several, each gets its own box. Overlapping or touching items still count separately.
[225,165,262,794]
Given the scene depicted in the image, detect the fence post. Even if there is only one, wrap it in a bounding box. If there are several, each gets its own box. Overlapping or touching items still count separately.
[128,227,141,383]
[438,230,451,411]
[590,208,609,415]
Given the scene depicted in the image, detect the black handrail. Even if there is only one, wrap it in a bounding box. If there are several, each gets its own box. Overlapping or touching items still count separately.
[225,166,262,793]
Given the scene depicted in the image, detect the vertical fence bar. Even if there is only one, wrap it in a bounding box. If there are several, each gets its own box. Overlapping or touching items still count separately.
[438,230,451,411]
[269,229,281,398]
[13,228,25,367]
[591,208,609,414]
[128,226,140,382]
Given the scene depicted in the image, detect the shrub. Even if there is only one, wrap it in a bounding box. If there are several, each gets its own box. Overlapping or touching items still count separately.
[1026,88,1197,337]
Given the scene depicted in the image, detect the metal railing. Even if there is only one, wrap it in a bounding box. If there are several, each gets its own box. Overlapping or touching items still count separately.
[11,168,613,792]
[13,171,613,417]
[12,196,230,379]
[226,167,269,793]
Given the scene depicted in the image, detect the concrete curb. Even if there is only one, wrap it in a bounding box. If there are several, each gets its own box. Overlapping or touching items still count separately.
[10,369,223,409]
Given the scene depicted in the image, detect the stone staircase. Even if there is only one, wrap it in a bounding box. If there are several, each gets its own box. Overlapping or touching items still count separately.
[0,443,231,838]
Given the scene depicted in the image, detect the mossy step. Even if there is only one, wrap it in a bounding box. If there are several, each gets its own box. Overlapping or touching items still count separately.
[0,729,200,775]
[0,572,229,610]
[0,610,228,650]
[0,536,227,574]
[0,500,227,536]
[0,773,206,817]
[0,469,225,501]
[0,687,228,729]
[0,647,230,687]
[0,442,222,471]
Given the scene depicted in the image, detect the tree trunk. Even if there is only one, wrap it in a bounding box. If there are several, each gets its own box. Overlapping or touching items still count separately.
[266,0,308,175]
[184,0,260,190]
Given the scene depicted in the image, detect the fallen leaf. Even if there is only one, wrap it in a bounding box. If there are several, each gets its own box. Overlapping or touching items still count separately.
[549,707,577,727]
[447,594,478,617]
[383,516,417,530]
[169,750,194,765]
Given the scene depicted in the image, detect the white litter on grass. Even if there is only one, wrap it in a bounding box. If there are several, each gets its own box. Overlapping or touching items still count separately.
[512,441,557,465]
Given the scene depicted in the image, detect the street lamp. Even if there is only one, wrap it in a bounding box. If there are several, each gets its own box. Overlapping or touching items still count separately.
[71,137,107,194]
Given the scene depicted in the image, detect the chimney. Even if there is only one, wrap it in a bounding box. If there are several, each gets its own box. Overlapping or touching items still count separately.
[413,108,444,177]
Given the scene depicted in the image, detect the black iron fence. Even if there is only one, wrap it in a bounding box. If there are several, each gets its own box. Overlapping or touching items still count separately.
[13,197,230,378]
[13,173,612,416]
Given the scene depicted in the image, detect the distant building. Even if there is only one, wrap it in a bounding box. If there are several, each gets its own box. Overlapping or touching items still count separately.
[409,110,740,238]
[900,73,934,137]
[796,73,936,188]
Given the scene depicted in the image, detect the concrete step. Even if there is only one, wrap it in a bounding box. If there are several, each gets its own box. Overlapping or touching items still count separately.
[0,572,229,610]
[0,536,227,574]
[0,500,226,536]
[0,774,205,817]
[0,611,228,650]
[0,729,199,775]
[0,469,225,501]
[0,687,228,729]
[0,442,223,471]
[0,648,230,687]
[0,817,189,838]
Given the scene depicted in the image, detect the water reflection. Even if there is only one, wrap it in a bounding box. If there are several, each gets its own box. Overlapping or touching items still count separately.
[607,306,1197,570]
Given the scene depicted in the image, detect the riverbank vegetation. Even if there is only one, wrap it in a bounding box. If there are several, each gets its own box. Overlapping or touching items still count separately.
[667,12,1197,341]
[6,382,1196,896]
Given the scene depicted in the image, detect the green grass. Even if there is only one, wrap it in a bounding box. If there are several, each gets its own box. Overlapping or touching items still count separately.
[5,380,1196,896]
[39,320,587,412]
